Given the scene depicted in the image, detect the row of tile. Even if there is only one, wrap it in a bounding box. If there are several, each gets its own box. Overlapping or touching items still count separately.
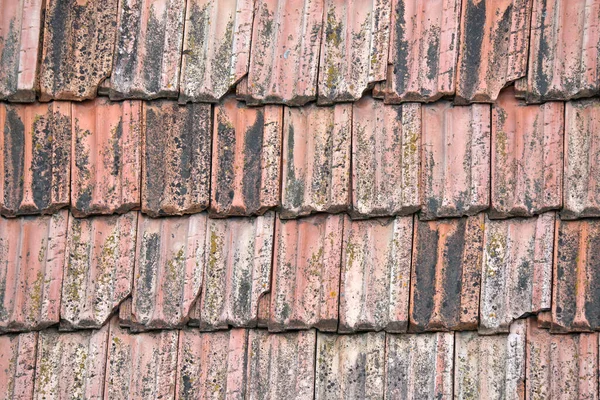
[3,90,600,220]
[1,0,599,105]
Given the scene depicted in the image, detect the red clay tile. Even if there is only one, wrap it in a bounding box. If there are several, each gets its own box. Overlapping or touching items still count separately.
[0,102,71,217]
[60,212,138,330]
[316,331,385,399]
[194,213,275,330]
[110,0,186,100]
[480,213,555,334]
[317,0,391,104]
[246,329,316,399]
[281,104,351,218]
[179,0,255,103]
[142,101,212,216]
[491,89,564,218]
[525,0,600,102]
[0,0,43,102]
[176,328,248,399]
[339,215,413,333]
[410,214,484,332]
[421,102,491,220]
[269,214,344,332]
[537,310,551,329]
[563,99,600,219]
[39,0,119,101]
[257,292,270,328]
[351,96,420,218]
[0,332,37,400]
[0,211,68,332]
[243,0,324,105]
[385,332,454,399]
[211,98,283,217]
[384,0,461,103]
[117,297,133,328]
[455,0,532,104]
[71,98,142,217]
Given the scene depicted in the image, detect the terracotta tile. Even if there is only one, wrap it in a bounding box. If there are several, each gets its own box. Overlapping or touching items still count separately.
[410,214,484,332]
[455,0,532,104]
[0,102,71,217]
[0,211,68,332]
[315,331,385,399]
[257,292,270,328]
[455,320,526,399]
[193,213,275,330]
[339,215,413,333]
[60,212,138,330]
[525,0,600,102]
[491,88,564,218]
[351,96,420,218]
[537,310,551,329]
[0,332,37,400]
[269,214,344,332]
[176,328,248,400]
[118,297,133,328]
[34,325,109,399]
[39,0,119,101]
[244,0,325,105]
[385,0,461,103]
[317,0,391,104]
[130,213,207,331]
[246,329,316,399]
[563,99,600,219]
[281,104,351,218]
[71,98,142,217]
[179,0,254,103]
[110,0,186,100]
[385,332,454,399]
[421,102,491,220]
[142,101,212,216]
[480,213,555,334]
[211,98,283,216]
[526,318,599,399]
[0,0,43,102]
[105,318,179,400]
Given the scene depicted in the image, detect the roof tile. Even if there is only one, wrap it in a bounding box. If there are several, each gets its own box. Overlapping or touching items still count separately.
[537,310,551,329]
[0,332,37,400]
[257,292,270,328]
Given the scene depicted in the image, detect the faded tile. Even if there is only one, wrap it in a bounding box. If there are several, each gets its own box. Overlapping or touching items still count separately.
[0,332,37,400]
[257,292,270,328]
[537,310,552,329]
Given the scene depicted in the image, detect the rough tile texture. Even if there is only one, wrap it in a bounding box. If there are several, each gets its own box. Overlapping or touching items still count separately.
[0,332,37,400]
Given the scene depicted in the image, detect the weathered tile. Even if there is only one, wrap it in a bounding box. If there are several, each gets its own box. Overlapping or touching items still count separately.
[106,318,179,400]
[257,292,270,328]
[525,0,600,102]
[385,332,454,400]
[421,102,491,220]
[0,211,68,332]
[118,297,133,328]
[179,0,255,103]
[480,213,555,334]
[410,214,484,332]
[71,98,142,217]
[0,0,43,102]
[269,214,344,332]
[110,0,186,100]
[339,215,412,333]
[491,89,564,218]
[281,104,351,218]
[455,320,526,399]
[39,0,118,101]
[142,101,212,216]
[194,213,275,330]
[455,0,532,103]
[130,213,207,331]
[527,318,599,399]
[537,310,551,329]
[315,331,385,399]
[246,329,316,399]
[60,212,138,330]
[211,98,283,216]
[351,96,420,218]
[385,0,461,103]
[0,332,37,400]
[317,0,391,104]
[176,328,248,400]
[0,102,71,217]
[243,0,324,105]
[34,325,109,399]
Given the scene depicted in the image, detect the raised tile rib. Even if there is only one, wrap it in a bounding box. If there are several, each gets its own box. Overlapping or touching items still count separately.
[0,102,71,217]
[0,332,37,400]
[536,310,552,329]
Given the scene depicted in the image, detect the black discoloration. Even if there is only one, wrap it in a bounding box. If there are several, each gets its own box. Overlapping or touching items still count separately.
[142,7,165,95]
[411,222,439,331]
[460,0,486,99]
[0,18,19,98]
[443,219,466,324]
[393,0,409,94]
[73,119,92,213]
[111,1,140,96]
[426,27,440,81]
[3,108,25,214]
[215,112,235,210]
[242,111,265,214]
[136,232,160,318]
[533,0,550,99]
[284,123,305,208]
